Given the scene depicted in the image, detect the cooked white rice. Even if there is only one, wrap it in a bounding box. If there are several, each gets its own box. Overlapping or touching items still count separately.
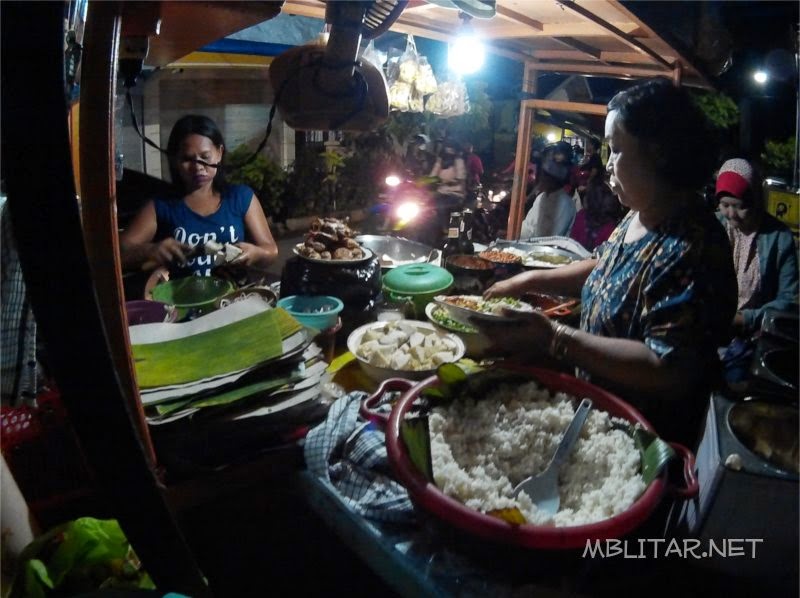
[429,380,646,527]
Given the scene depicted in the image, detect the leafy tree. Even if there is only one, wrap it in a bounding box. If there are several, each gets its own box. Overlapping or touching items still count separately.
[225,145,288,217]
[761,137,796,180]
[690,90,739,130]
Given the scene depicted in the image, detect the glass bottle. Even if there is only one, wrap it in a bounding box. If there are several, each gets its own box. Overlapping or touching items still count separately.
[441,211,462,260]
[459,209,475,255]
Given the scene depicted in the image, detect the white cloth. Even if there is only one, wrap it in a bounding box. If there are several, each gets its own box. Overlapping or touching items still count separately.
[520,189,576,239]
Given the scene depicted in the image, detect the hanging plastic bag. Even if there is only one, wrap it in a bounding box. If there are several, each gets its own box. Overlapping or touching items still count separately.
[408,85,425,113]
[414,55,438,96]
[360,39,386,70]
[425,75,468,117]
[397,34,420,83]
[386,46,407,111]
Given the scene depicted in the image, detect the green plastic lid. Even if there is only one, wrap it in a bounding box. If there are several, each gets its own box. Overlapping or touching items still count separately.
[382,263,454,294]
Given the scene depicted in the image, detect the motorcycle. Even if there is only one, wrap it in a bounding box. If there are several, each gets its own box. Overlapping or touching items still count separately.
[363,173,444,248]
[472,182,511,244]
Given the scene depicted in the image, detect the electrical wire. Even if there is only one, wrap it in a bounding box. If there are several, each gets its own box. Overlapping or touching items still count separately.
[124,57,368,169]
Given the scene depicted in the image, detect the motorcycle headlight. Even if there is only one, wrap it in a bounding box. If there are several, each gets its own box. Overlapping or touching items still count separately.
[396,202,421,222]
[385,175,401,187]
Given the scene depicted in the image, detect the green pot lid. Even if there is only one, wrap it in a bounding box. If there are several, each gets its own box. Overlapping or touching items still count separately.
[382,263,453,294]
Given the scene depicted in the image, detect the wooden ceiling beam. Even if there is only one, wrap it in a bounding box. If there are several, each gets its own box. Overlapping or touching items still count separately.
[551,36,603,61]
[554,0,672,69]
[496,5,543,32]
[605,0,713,88]
[531,60,670,79]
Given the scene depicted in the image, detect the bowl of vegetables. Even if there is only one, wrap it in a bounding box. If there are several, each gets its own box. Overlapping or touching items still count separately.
[277,294,344,330]
[424,303,491,358]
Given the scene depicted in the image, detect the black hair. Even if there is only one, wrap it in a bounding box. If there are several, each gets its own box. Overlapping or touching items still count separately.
[166,114,227,194]
[587,137,601,151]
[607,78,716,192]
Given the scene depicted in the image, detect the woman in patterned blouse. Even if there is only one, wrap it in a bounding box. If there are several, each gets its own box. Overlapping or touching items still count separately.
[483,78,737,444]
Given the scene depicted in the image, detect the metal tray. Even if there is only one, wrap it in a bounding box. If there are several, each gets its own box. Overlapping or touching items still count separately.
[490,240,584,269]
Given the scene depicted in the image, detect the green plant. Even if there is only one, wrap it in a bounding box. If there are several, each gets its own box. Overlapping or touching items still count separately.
[690,90,739,130]
[226,144,288,217]
[761,137,796,179]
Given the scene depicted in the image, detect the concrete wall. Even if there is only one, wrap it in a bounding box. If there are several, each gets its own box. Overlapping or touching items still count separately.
[118,66,293,183]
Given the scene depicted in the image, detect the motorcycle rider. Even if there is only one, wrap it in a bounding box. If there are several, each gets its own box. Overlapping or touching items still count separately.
[430,142,467,232]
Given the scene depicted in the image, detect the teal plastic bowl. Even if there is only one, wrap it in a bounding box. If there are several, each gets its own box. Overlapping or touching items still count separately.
[277,295,344,330]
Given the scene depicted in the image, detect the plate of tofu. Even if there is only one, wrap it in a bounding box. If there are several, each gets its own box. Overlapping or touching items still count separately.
[347,319,465,383]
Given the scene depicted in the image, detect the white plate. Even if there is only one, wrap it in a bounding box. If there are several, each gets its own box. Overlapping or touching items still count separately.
[293,244,374,264]
[434,294,534,325]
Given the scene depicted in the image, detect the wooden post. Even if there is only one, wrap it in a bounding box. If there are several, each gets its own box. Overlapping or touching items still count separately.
[507,103,535,240]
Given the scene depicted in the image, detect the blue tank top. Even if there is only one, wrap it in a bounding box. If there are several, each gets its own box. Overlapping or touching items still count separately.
[154,184,253,276]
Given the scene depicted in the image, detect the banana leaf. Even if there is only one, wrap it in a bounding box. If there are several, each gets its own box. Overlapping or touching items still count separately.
[613,421,676,485]
[400,415,433,482]
[154,373,303,416]
[132,308,301,388]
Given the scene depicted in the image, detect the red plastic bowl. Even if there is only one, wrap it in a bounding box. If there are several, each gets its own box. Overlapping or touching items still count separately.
[384,365,697,549]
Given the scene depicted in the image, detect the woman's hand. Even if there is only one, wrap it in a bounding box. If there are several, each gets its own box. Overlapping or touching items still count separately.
[230,242,265,267]
[149,238,191,267]
[472,309,556,357]
[483,277,526,299]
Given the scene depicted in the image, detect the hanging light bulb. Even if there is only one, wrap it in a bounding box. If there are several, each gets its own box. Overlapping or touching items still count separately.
[448,13,485,75]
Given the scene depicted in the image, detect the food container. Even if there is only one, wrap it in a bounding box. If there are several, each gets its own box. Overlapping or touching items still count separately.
[681,394,798,584]
[216,286,277,309]
[491,239,589,270]
[355,235,436,270]
[444,254,495,295]
[477,249,523,281]
[276,295,344,330]
[346,320,465,383]
[523,293,579,318]
[125,300,177,325]
[381,364,697,549]
[381,263,453,319]
[149,276,234,320]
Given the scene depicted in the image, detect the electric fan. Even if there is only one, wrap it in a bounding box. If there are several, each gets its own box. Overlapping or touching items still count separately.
[269,0,408,131]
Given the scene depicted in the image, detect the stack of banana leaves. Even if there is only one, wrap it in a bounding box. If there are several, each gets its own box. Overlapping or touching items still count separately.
[129,297,330,438]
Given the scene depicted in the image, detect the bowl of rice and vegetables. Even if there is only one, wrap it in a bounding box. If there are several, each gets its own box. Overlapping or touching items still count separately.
[377,364,697,549]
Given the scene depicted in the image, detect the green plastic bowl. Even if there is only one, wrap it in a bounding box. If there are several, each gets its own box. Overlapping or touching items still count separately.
[276,295,344,330]
[150,276,234,320]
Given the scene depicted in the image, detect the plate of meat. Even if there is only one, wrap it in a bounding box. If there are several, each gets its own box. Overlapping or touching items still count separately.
[294,216,373,263]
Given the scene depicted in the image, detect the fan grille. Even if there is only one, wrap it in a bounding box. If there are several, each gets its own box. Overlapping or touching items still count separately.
[363,0,407,38]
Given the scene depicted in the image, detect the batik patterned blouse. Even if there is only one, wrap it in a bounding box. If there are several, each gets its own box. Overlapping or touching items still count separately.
[579,201,736,431]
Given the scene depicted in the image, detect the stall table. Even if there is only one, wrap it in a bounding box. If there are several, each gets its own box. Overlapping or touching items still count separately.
[295,469,770,597]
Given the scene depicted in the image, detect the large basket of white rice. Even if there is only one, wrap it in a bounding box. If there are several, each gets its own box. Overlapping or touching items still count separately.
[385,364,696,549]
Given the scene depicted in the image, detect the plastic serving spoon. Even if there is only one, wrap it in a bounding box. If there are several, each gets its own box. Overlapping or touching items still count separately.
[511,398,593,516]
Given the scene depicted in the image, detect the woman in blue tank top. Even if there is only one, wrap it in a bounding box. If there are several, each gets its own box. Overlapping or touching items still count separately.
[120,115,278,277]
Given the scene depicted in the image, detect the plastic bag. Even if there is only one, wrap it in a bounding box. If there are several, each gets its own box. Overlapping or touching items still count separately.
[360,39,386,70]
[425,76,469,117]
[388,35,429,112]
[414,56,438,96]
[397,35,420,83]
